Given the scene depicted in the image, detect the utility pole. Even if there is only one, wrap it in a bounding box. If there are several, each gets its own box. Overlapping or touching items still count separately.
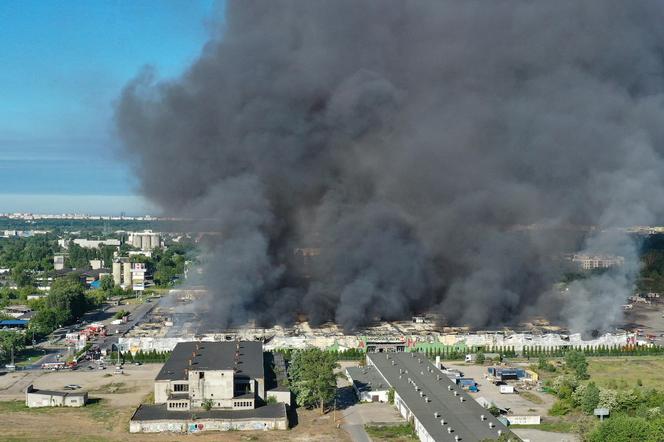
[333,397,336,422]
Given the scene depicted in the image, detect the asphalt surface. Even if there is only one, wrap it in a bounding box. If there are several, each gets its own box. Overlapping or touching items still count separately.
[338,385,371,442]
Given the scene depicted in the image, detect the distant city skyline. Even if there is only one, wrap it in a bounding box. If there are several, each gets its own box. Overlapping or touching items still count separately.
[0,0,221,215]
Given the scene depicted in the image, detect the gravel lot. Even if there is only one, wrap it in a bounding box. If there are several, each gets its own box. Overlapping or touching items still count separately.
[0,364,161,407]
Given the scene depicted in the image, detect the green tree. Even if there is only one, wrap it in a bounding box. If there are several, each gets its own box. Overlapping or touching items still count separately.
[475,352,485,365]
[549,399,573,416]
[580,382,600,414]
[100,275,114,292]
[565,350,589,379]
[289,348,339,414]
[11,263,32,287]
[29,308,60,335]
[46,275,87,325]
[0,330,25,361]
[589,415,664,442]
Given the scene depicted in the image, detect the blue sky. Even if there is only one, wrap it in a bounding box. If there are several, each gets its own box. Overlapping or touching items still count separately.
[0,0,219,215]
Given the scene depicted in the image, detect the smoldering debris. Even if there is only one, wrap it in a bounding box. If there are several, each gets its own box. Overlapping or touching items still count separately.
[115,1,664,332]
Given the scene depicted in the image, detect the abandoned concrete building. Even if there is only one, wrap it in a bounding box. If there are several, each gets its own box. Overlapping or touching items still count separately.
[130,341,288,433]
[25,384,87,408]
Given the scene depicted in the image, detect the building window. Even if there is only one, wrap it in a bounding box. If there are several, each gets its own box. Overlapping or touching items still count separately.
[174,384,188,392]
[199,372,205,379]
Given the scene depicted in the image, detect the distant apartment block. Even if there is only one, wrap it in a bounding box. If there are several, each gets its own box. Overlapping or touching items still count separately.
[58,239,121,249]
[112,258,146,290]
[128,230,161,251]
[53,254,65,270]
[571,254,624,270]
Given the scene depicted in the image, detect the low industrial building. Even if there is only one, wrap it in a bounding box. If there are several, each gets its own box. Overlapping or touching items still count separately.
[130,341,289,433]
[368,352,510,442]
[346,366,390,402]
[25,385,87,408]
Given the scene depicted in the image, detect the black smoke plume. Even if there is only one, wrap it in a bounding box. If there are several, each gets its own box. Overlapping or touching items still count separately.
[115,1,664,332]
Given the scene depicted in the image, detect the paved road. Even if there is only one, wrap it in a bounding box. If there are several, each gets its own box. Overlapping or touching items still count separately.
[513,428,579,442]
[337,385,372,442]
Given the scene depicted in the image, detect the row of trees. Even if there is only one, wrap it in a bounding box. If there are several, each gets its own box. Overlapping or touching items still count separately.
[524,344,664,358]
[119,350,171,363]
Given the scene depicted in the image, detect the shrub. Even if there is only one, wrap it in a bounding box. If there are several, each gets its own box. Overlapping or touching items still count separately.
[549,399,573,416]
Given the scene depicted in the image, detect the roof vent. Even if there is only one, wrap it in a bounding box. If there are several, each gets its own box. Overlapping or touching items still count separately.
[489,422,495,428]
[448,385,452,391]
[455,436,460,442]
[440,418,446,425]
[497,430,502,436]
[459,397,464,402]
[480,414,486,421]
[447,427,453,433]
[434,412,440,418]
[391,361,395,366]
[454,391,458,396]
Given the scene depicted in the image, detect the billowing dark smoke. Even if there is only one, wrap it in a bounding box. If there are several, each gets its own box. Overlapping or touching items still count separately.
[115,1,664,332]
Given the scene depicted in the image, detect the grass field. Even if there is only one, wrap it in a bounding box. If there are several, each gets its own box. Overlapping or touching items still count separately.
[0,399,350,442]
[510,421,575,433]
[365,424,418,441]
[519,391,545,404]
[587,357,664,390]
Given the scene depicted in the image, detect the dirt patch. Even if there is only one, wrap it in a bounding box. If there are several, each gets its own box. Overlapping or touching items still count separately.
[0,400,350,442]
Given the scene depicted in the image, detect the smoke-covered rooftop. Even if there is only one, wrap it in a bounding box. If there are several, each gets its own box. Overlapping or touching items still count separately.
[115,1,664,332]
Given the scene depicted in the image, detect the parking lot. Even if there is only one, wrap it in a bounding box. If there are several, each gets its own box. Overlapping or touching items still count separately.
[0,363,160,407]
[443,362,554,416]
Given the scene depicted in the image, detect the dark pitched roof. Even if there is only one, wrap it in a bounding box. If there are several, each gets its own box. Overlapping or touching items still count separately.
[347,366,390,393]
[368,352,509,442]
[131,403,286,421]
[156,341,264,381]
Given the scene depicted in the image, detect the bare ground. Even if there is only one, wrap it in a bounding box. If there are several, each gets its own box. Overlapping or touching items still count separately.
[0,364,350,441]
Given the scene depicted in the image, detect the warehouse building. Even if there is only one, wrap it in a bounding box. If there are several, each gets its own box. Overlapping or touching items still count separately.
[368,352,510,442]
[130,341,288,433]
[346,366,390,402]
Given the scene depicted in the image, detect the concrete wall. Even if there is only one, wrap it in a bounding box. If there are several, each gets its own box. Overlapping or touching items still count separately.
[256,377,265,401]
[189,369,235,408]
[154,381,169,404]
[26,391,87,408]
[357,389,389,403]
[267,390,291,406]
[129,417,288,433]
[506,415,541,425]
